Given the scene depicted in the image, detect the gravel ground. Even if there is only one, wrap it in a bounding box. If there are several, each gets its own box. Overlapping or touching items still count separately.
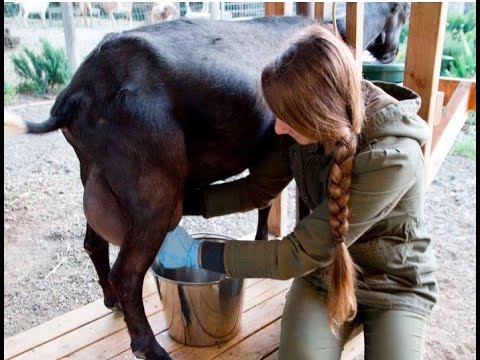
[3,18,477,360]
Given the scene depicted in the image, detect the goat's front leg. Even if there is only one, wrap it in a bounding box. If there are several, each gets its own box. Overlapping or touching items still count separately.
[83,224,120,310]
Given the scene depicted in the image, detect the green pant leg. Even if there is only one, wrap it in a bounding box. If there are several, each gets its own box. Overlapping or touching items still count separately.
[363,307,427,360]
[278,277,357,360]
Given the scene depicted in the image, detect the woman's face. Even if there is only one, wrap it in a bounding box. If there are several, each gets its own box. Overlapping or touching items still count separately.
[274,118,316,145]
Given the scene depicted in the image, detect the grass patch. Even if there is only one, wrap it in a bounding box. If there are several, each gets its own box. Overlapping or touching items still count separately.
[451,127,476,160]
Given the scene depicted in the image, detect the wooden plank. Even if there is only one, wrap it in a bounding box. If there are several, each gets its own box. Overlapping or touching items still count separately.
[423,91,445,188]
[434,92,445,126]
[264,3,285,16]
[70,279,292,360]
[83,279,282,360]
[341,326,364,360]
[215,319,281,360]
[212,314,364,360]
[107,328,184,360]
[432,81,472,151]
[169,288,289,359]
[11,291,162,360]
[403,2,448,165]
[267,189,288,237]
[64,310,171,360]
[65,279,267,359]
[345,2,364,72]
[438,77,476,111]
[315,2,325,20]
[4,275,157,360]
[426,82,471,187]
[261,351,278,360]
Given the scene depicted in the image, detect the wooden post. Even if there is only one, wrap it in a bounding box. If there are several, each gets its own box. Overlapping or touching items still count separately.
[264,2,288,236]
[314,3,325,20]
[403,2,448,171]
[209,2,221,20]
[346,2,364,72]
[269,187,289,237]
[61,2,79,74]
[265,2,285,16]
[296,2,315,18]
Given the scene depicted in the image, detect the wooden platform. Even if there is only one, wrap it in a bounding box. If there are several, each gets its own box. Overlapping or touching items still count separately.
[4,275,290,360]
[5,273,364,360]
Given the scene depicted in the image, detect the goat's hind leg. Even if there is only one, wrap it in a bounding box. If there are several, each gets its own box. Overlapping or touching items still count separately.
[83,224,121,311]
[106,167,183,359]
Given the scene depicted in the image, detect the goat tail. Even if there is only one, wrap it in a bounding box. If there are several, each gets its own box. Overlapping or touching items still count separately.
[4,110,64,136]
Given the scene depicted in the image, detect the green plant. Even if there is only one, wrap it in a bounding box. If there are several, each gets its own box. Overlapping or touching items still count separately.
[4,82,18,105]
[11,39,71,96]
[396,5,476,78]
[446,5,476,33]
[441,27,476,78]
[441,5,476,78]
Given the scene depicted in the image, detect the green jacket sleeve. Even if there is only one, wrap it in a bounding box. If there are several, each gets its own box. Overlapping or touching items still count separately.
[203,135,294,218]
[223,140,421,279]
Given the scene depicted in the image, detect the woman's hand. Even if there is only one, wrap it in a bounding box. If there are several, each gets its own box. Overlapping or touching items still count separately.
[157,226,202,269]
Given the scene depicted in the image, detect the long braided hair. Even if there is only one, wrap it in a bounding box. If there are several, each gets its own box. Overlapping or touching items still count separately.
[261,25,364,334]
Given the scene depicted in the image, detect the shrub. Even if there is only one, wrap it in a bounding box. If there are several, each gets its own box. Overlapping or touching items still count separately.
[11,39,71,96]
[441,5,476,78]
[395,4,476,79]
[441,30,476,78]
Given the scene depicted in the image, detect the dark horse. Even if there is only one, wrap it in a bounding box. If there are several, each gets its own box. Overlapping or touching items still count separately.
[8,5,408,359]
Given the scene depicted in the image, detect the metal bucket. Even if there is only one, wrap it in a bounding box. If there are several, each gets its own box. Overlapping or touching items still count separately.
[150,233,245,346]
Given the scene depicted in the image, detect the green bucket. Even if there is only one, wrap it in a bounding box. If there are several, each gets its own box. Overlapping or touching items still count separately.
[362,62,405,83]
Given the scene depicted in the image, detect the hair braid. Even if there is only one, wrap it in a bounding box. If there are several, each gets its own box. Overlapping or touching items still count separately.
[327,134,358,335]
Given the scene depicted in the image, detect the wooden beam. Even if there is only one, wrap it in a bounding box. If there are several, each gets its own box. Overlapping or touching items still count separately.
[267,189,289,238]
[426,81,471,187]
[403,2,448,169]
[439,77,476,111]
[432,81,472,151]
[341,325,364,360]
[434,92,445,126]
[265,2,285,16]
[345,2,364,72]
[315,2,325,20]
[296,2,315,18]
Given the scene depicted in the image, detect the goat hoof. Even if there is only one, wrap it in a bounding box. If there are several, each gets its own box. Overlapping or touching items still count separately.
[112,302,124,313]
[105,300,123,313]
[132,342,172,360]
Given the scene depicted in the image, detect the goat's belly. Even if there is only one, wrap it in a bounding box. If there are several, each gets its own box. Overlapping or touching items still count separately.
[83,170,126,246]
